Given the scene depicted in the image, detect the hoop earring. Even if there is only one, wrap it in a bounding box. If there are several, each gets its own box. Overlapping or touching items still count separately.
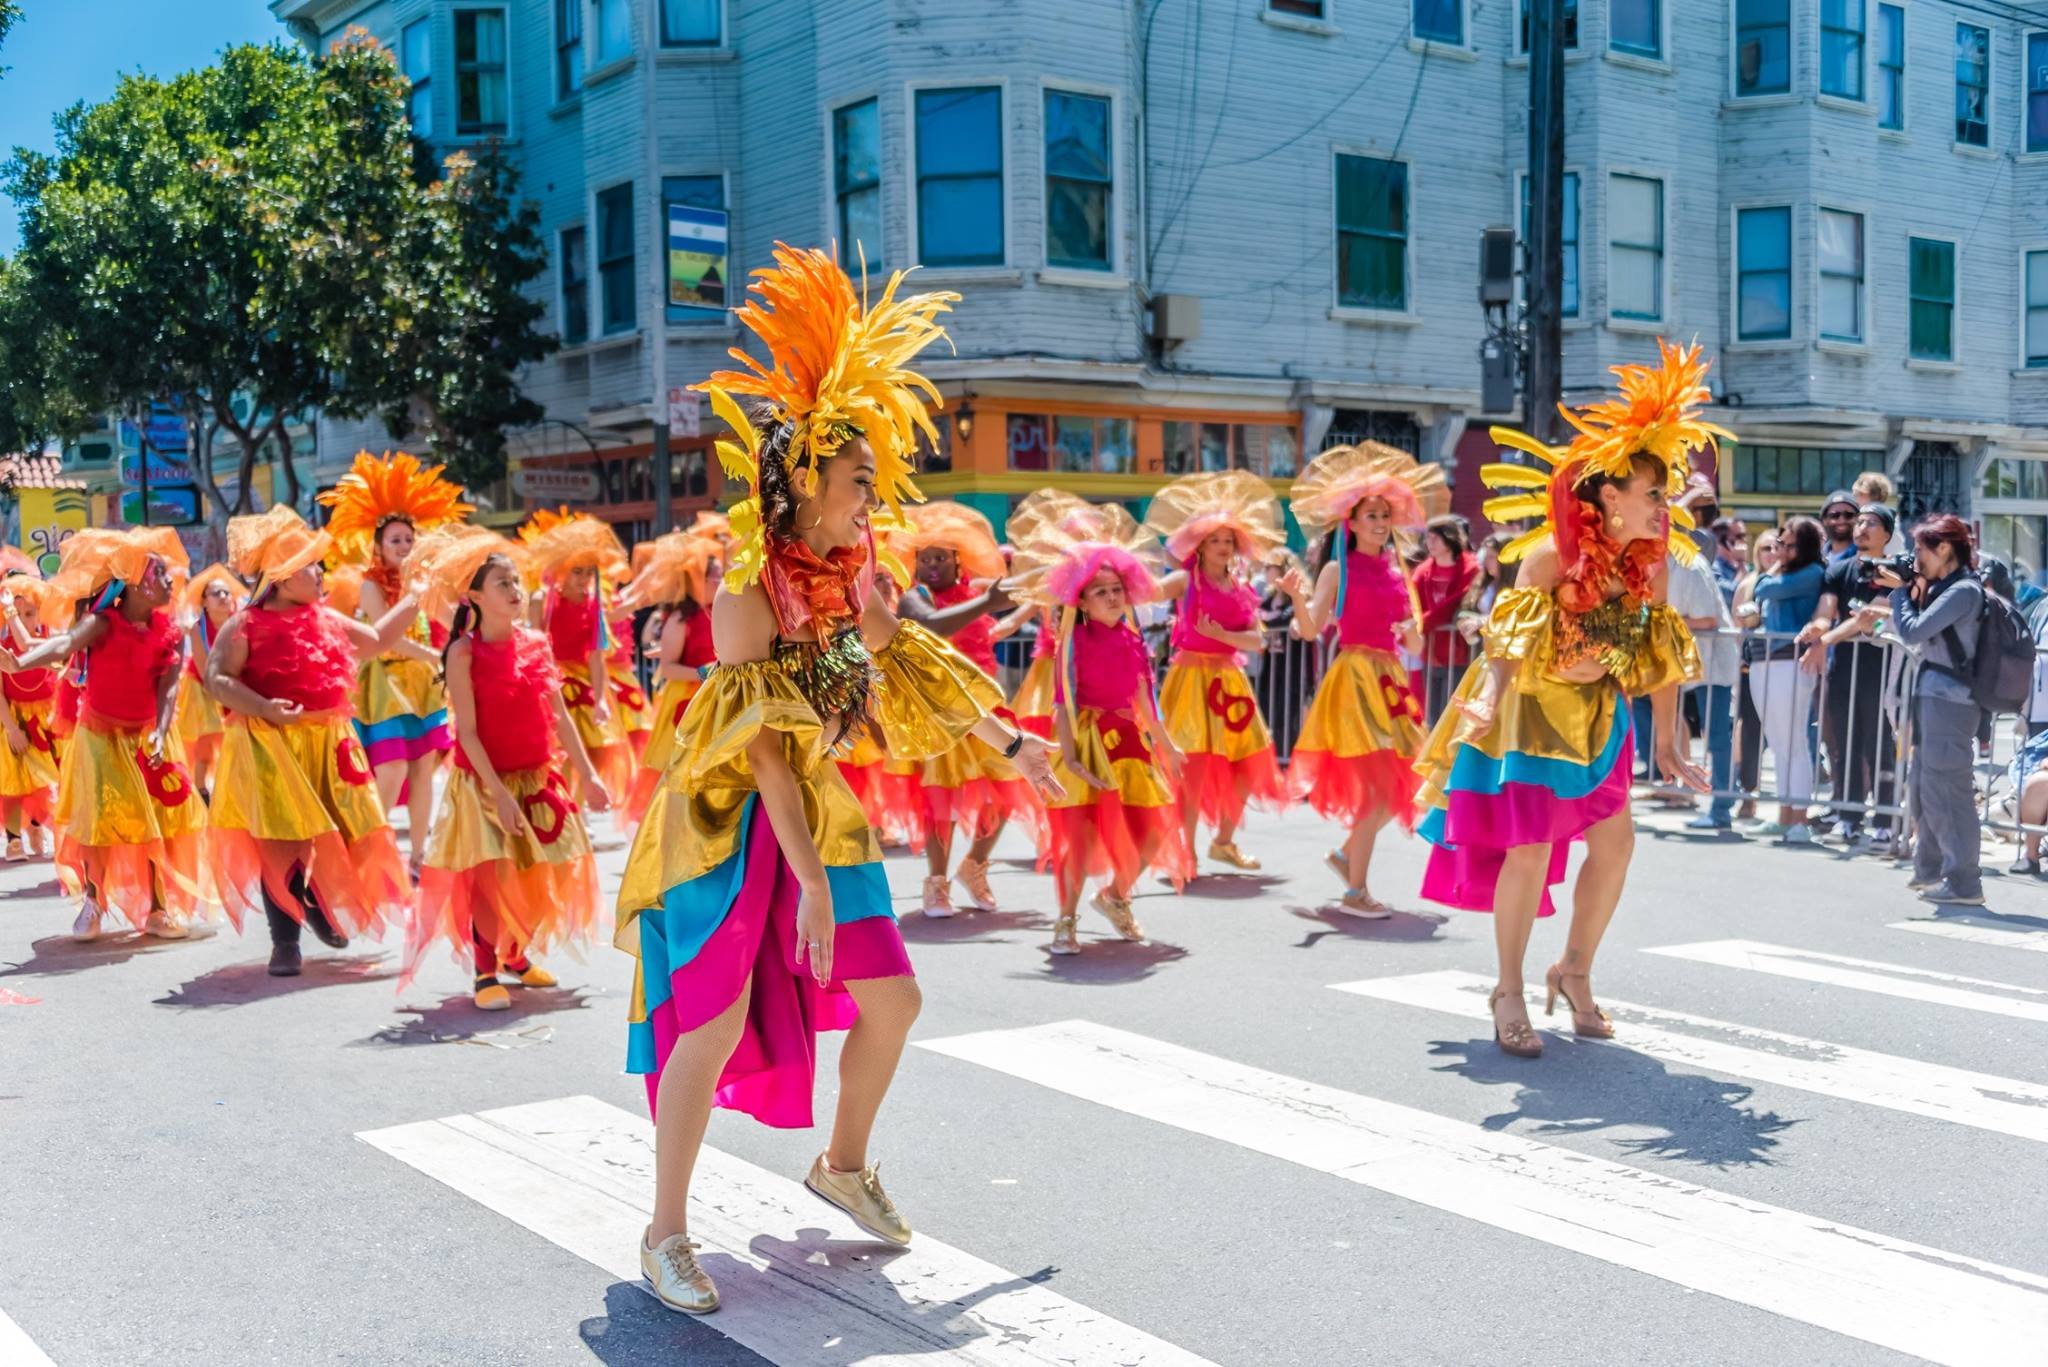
[796,504,823,532]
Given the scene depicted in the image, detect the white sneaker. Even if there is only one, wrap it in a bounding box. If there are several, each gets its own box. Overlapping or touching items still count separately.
[143,910,188,939]
[3,837,22,862]
[1780,823,1816,846]
[919,875,956,919]
[71,898,103,942]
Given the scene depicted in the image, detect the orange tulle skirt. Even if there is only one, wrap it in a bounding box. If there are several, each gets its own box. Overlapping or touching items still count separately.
[1159,654,1287,830]
[208,713,410,938]
[919,724,1047,851]
[1,697,59,830]
[409,764,604,986]
[622,675,702,827]
[53,719,210,928]
[839,735,926,850]
[1287,648,1424,828]
[1042,707,1194,901]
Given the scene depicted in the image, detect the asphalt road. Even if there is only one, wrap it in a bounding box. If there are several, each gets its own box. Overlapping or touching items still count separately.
[2,797,2046,1367]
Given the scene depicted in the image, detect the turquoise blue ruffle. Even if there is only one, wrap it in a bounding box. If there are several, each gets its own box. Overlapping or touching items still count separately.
[353,708,449,745]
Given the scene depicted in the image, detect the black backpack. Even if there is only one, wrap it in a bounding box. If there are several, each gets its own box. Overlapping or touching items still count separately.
[1940,583,2035,715]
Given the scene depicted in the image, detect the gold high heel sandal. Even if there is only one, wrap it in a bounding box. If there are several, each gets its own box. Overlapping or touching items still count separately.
[1545,964,1616,1039]
[1488,986,1543,1059]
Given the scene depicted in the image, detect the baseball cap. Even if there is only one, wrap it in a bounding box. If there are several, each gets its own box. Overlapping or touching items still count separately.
[1860,503,1897,535]
[1820,490,1858,516]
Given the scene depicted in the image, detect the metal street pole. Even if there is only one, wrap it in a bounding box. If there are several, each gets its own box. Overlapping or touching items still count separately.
[642,0,674,535]
[1526,0,1566,445]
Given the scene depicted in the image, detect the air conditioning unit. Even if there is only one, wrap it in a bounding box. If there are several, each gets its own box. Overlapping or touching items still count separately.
[1150,293,1200,346]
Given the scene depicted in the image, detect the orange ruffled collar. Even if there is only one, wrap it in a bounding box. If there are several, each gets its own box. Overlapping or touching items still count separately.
[763,535,873,639]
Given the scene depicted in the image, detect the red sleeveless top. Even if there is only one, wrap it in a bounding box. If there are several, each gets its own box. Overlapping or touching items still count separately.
[921,579,998,675]
[239,604,357,714]
[455,627,560,775]
[678,606,717,669]
[547,591,601,663]
[3,627,55,703]
[82,610,181,728]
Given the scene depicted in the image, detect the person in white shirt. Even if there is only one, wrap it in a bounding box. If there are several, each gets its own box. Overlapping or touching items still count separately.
[1666,551,1739,828]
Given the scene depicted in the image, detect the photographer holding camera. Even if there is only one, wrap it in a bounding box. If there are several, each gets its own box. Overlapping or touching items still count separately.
[1870,514,1984,906]
[1799,505,1903,850]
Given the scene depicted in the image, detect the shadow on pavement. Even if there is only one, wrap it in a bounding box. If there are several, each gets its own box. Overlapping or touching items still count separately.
[1014,938,1189,984]
[578,1282,764,1367]
[2,931,204,979]
[0,875,62,898]
[1917,903,2048,932]
[1179,872,1286,900]
[350,985,596,1048]
[1425,1037,1800,1168]
[1288,905,1449,948]
[897,909,1050,944]
[155,953,394,1009]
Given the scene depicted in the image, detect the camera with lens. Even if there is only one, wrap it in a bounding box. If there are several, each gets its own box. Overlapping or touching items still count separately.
[1860,552,1918,585]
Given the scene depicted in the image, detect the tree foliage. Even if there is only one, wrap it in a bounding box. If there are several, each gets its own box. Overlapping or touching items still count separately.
[1,30,553,519]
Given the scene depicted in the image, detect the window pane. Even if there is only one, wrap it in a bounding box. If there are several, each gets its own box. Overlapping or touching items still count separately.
[1336,156,1405,234]
[402,19,430,76]
[1612,247,1661,318]
[835,100,880,191]
[1413,0,1461,44]
[1736,0,1790,95]
[1338,236,1406,310]
[1817,209,1859,274]
[1610,174,1659,241]
[410,85,433,139]
[1561,172,1580,316]
[1910,300,1953,359]
[1821,31,1864,100]
[1199,424,1229,472]
[1265,425,1299,479]
[1007,414,1051,471]
[1611,0,1659,56]
[1734,446,1756,491]
[1161,421,1195,476]
[662,0,721,45]
[918,178,1004,267]
[599,187,634,259]
[841,187,882,275]
[1909,238,1954,299]
[1098,419,1134,474]
[1739,274,1791,339]
[662,175,723,210]
[2028,253,2048,364]
[1045,92,1110,183]
[2028,32,2048,153]
[560,227,588,344]
[1738,207,1790,270]
[1047,179,1110,269]
[1819,209,1862,341]
[1956,23,1990,145]
[1820,277,1861,340]
[917,88,1001,176]
[1054,416,1094,473]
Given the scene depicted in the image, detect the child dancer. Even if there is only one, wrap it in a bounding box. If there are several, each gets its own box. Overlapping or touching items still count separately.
[406,529,609,1008]
[0,530,205,940]
[896,502,1039,917]
[1281,443,1448,918]
[1146,470,1290,871]
[176,565,242,797]
[1011,503,1190,953]
[206,507,423,976]
[619,530,722,827]
[526,514,634,811]
[1,574,63,861]
[318,452,472,869]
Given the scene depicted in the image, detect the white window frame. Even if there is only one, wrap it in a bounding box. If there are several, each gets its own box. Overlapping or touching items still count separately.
[1955,20,1993,152]
[1906,230,1962,367]
[903,78,1014,278]
[1330,143,1418,325]
[592,179,638,338]
[590,0,634,69]
[1263,0,1336,36]
[1728,0,1793,102]
[1040,78,1125,283]
[451,4,511,140]
[1817,0,1871,108]
[558,221,589,347]
[2024,29,2048,157]
[1409,0,1474,54]
[659,169,732,329]
[1815,202,1870,349]
[1876,2,1907,134]
[1729,201,1796,347]
[400,16,433,138]
[2020,243,2048,370]
[1514,166,1584,323]
[1604,166,1669,329]
[1606,0,1670,69]
[658,0,728,50]
[821,92,885,275]
[553,0,583,103]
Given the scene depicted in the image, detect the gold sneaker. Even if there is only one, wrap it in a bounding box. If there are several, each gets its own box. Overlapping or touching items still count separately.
[954,856,999,912]
[1208,840,1260,871]
[640,1228,719,1314]
[805,1154,912,1246]
[1091,890,1146,942]
[507,962,557,988]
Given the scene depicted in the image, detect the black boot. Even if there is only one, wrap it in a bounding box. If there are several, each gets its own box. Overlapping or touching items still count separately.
[293,873,349,950]
[264,901,304,977]
[267,941,303,977]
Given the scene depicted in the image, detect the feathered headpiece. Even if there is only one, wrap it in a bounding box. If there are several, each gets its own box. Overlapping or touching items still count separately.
[620,531,722,611]
[407,525,532,627]
[228,506,331,598]
[1008,502,1163,611]
[691,244,959,592]
[890,501,1007,583]
[1144,469,1289,568]
[517,506,578,545]
[1480,339,1730,606]
[317,451,473,564]
[1289,443,1449,541]
[525,512,628,584]
[56,526,191,607]
[1,572,60,624]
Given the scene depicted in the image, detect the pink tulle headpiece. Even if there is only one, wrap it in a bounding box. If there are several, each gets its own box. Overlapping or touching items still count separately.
[1345,473,1427,529]
[1044,544,1159,607]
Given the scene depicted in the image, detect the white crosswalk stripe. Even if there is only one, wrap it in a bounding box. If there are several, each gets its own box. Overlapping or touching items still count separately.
[918,1019,2048,1367]
[0,1308,57,1367]
[1645,938,2048,1021]
[1329,969,2048,1143]
[358,1094,1213,1367]
[1890,914,2048,954]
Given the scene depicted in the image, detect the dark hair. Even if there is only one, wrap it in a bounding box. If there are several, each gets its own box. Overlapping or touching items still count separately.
[1912,513,1977,573]
[441,552,517,669]
[754,417,800,540]
[1480,530,1519,590]
[1776,515,1824,573]
[1425,515,1469,558]
[1574,452,1669,514]
[1710,515,1742,547]
[1982,554,2015,601]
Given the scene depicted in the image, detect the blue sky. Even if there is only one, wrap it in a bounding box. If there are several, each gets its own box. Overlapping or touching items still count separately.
[0,0,285,255]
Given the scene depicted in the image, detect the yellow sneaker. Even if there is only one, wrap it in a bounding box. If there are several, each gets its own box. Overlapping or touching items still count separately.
[1091,890,1146,942]
[474,982,512,1011]
[507,962,557,988]
[640,1228,719,1314]
[954,856,998,912]
[1208,840,1260,871]
[805,1154,912,1246]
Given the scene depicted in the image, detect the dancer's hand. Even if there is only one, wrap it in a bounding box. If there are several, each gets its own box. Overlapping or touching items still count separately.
[490,785,526,834]
[1656,742,1711,793]
[1278,567,1308,601]
[591,694,612,726]
[263,697,304,725]
[1451,690,1496,739]
[582,770,612,813]
[2,723,24,756]
[1012,733,1065,800]
[1063,744,1113,791]
[1156,740,1186,783]
[796,881,834,987]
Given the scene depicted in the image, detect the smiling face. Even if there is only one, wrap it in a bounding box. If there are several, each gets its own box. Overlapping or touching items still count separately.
[1197,528,1238,579]
[1347,496,1395,553]
[275,561,324,607]
[915,544,960,592]
[1821,504,1857,544]
[1595,458,1670,546]
[1753,533,1780,572]
[1078,566,1128,625]
[376,519,415,572]
[799,438,878,551]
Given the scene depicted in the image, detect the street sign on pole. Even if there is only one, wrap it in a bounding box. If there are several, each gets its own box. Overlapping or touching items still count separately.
[667,386,700,438]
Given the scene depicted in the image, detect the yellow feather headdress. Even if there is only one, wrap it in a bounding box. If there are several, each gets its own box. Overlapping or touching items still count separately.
[1480,338,1733,568]
[690,244,959,591]
[317,451,473,564]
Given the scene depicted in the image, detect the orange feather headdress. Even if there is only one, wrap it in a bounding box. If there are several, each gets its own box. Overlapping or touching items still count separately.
[889,501,1007,583]
[317,451,473,564]
[620,531,722,611]
[407,525,533,627]
[690,244,959,591]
